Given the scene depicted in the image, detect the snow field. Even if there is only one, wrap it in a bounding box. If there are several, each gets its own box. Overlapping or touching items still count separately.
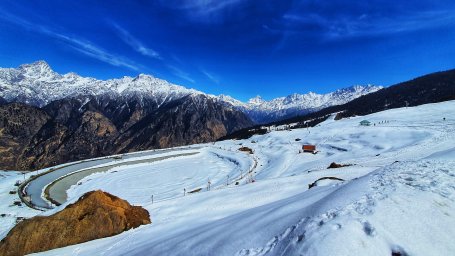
[0,100,453,255]
[0,171,40,239]
[67,147,253,206]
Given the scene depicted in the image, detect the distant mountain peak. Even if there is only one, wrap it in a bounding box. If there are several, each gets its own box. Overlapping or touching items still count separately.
[18,60,56,78]
[20,60,51,68]
[134,73,155,80]
[248,95,265,105]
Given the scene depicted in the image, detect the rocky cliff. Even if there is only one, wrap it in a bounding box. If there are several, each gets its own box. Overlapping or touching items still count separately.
[0,190,151,256]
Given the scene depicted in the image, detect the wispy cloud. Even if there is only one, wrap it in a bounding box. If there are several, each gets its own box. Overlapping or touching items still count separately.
[179,0,244,15]
[276,8,455,40]
[167,65,195,83]
[200,68,219,84]
[111,22,161,59]
[158,0,245,23]
[0,11,139,70]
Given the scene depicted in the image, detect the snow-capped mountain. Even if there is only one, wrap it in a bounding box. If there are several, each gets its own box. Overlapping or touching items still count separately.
[218,85,383,123]
[0,61,382,124]
[0,61,202,107]
[0,61,256,171]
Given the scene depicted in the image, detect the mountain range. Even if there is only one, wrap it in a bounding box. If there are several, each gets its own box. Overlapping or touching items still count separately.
[0,61,404,171]
[0,61,382,124]
[0,61,256,170]
[217,85,381,123]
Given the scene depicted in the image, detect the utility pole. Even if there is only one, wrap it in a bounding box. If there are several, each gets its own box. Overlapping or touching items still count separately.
[151,195,154,204]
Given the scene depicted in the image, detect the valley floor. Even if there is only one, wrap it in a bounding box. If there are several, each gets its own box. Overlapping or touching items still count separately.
[1,101,455,255]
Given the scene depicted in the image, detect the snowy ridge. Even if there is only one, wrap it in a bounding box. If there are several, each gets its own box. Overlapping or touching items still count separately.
[216,85,383,123]
[0,61,202,107]
[0,61,381,123]
[229,85,382,111]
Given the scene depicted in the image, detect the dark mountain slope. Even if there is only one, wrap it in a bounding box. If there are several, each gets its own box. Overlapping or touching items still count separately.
[116,94,252,152]
[0,95,253,171]
[222,69,455,140]
[333,68,455,119]
[0,103,51,169]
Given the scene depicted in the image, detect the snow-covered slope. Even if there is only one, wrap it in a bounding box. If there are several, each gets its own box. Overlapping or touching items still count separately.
[1,100,453,256]
[0,61,381,123]
[0,61,202,107]
[218,85,383,123]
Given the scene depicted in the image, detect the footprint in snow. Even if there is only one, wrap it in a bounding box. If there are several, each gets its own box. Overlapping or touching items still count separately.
[361,220,376,237]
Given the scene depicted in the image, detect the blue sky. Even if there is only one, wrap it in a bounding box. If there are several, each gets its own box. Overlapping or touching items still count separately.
[1,0,455,101]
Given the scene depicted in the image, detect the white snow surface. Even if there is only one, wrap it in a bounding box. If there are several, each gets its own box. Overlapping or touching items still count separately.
[0,100,454,256]
[0,171,41,239]
[66,148,253,205]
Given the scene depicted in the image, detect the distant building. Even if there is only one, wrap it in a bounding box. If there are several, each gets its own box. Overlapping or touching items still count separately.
[360,120,371,126]
[302,144,316,153]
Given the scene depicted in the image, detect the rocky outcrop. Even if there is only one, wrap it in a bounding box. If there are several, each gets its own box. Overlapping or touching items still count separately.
[327,162,352,169]
[0,190,151,256]
[0,94,253,170]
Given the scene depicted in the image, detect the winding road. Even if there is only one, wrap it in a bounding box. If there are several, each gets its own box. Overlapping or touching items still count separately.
[45,152,198,205]
[21,147,200,210]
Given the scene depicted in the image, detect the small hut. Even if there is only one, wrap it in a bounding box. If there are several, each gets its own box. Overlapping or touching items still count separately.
[359,120,371,126]
[302,144,316,154]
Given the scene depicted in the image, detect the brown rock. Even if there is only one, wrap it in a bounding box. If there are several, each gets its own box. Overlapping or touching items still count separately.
[238,146,254,154]
[327,162,352,169]
[0,190,151,256]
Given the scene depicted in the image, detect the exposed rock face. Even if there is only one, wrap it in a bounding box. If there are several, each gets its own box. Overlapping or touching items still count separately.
[0,190,151,256]
[115,94,253,151]
[0,94,253,170]
[0,103,50,169]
